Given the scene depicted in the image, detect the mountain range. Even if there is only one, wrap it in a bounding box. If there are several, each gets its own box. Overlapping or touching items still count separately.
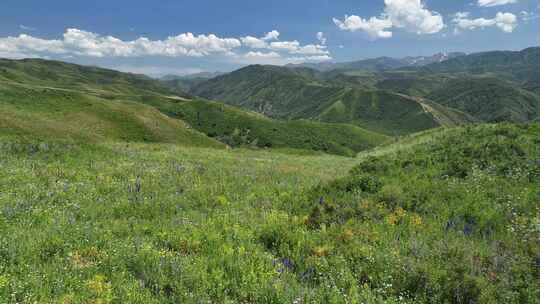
[287,52,466,72]
[1,46,540,155]
[188,47,540,131]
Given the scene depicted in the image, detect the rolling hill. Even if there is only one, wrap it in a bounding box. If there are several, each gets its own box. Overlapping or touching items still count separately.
[111,94,390,156]
[0,58,189,97]
[426,77,540,123]
[308,122,540,303]
[191,65,474,135]
[0,58,390,156]
[0,81,224,148]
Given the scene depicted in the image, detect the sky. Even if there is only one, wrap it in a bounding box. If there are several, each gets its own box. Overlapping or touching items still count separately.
[1,0,539,76]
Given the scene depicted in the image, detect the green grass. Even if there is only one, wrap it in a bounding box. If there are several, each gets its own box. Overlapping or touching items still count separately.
[426,77,540,123]
[0,82,224,148]
[0,58,392,156]
[0,58,182,97]
[309,123,540,303]
[191,65,472,136]
[0,123,539,303]
[167,99,390,157]
[0,138,358,303]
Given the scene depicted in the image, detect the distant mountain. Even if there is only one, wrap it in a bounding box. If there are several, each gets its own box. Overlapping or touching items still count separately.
[426,77,540,123]
[288,52,466,72]
[418,47,540,91]
[161,72,224,92]
[162,71,223,81]
[421,47,540,74]
[0,58,182,97]
[0,57,391,155]
[191,65,473,135]
[402,52,467,66]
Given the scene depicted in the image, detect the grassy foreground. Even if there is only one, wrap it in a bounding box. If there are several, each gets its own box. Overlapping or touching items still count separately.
[1,123,539,303]
[0,138,357,303]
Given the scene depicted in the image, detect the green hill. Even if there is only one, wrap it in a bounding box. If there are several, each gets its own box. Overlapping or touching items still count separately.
[191,65,472,135]
[422,47,540,75]
[0,81,224,148]
[2,122,538,303]
[0,58,391,156]
[120,95,390,156]
[169,99,390,156]
[418,47,540,91]
[426,77,540,123]
[0,58,190,98]
[308,122,540,303]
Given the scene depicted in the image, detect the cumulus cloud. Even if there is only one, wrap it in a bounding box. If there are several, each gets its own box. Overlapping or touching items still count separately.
[334,0,444,39]
[453,12,518,33]
[236,51,331,66]
[316,32,327,45]
[240,36,268,49]
[267,40,330,56]
[385,0,445,34]
[477,0,517,7]
[0,28,242,58]
[244,51,281,59]
[240,30,280,49]
[333,15,393,39]
[262,30,280,41]
[0,28,332,66]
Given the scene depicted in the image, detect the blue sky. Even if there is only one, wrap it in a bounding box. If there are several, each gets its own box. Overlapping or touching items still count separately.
[1,0,539,76]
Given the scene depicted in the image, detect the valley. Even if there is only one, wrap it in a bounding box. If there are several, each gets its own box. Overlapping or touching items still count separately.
[0,46,539,303]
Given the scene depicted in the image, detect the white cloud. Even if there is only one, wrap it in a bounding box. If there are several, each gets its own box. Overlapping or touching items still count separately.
[520,11,540,22]
[244,51,281,59]
[0,28,331,66]
[334,0,444,39]
[240,30,281,49]
[267,40,329,56]
[477,0,517,7]
[453,12,518,33]
[268,40,300,52]
[112,65,206,77]
[316,32,327,45]
[240,36,268,49]
[0,28,242,59]
[262,30,280,41]
[385,0,445,34]
[19,25,36,31]
[236,51,332,66]
[240,29,329,56]
[333,15,393,39]
[295,44,329,55]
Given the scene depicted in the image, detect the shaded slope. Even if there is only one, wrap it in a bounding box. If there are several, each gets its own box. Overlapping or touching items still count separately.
[0,58,392,156]
[426,77,540,123]
[191,65,471,135]
[191,65,332,118]
[127,96,390,156]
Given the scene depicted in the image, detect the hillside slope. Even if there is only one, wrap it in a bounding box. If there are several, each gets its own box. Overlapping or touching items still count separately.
[0,58,396,155]
[123,95,390,156]
[0,82,224,148]
[192,65,471,135]
[0,58,188,97]
[426,77,540,123]
[307,123,540,303]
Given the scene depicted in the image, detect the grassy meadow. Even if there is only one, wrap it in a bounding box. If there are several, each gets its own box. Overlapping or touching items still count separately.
[0,57,539,303]
[1,122,539,303]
